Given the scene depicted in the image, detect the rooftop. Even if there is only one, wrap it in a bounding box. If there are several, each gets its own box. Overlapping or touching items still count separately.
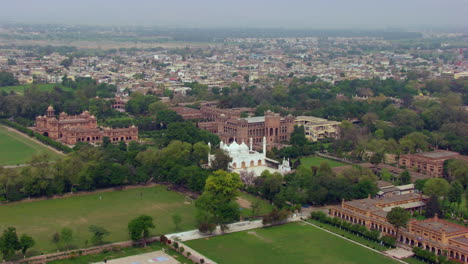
[413,150,460,159]
[413,217,468,234]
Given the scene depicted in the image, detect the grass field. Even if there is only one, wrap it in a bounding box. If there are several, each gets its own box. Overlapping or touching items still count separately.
[299,156,347,168]
[0,125,62,166]
[0,83,71,94]
[238,192,275,217]
[185,222,400,264]
[0,186,197,253]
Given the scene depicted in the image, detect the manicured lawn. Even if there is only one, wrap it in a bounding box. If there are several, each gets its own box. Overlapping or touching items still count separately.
[185,222,400,264]
[0,125,62,166]
[0,186,197,254]
[0,83,71,94]
[299,156,347,168]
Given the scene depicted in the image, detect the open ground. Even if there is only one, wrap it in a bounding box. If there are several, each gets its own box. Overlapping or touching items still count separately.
[185,222,401,264]
[299,156,347,168]
[0,186,197,253]
[0,125,62,166]
[0,83,72,94]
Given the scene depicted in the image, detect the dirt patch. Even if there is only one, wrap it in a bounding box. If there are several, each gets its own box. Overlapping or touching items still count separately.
[247,231,272,243]
[236,197,251,209]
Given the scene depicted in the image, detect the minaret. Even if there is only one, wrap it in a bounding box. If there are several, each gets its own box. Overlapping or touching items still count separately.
[249,137,253,151]
[262,136,266,157]
[207,142,212,167]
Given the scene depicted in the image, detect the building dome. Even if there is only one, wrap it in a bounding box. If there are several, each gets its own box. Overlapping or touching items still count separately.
[228,140,240,153]
[239,141,249,153]
[47,105,54,111]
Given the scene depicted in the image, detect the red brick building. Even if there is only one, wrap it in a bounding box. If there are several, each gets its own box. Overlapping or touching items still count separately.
[198,106,294,150]
[34,106,138,145]
[399,150,466,177]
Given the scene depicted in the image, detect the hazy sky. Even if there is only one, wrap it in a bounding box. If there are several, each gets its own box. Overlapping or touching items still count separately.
[1,0,467,29]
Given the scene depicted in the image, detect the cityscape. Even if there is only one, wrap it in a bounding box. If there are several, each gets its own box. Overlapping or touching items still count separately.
[0,1,467,264]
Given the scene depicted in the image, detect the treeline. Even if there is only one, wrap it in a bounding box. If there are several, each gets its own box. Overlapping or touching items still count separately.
[0,119,72,153]
[0,136,223,202]
[243,162,379,208]
[310,211,396,247]
[0,71,19,87]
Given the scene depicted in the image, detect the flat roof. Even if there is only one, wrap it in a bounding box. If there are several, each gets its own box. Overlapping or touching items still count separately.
[415,150,459,159]
[413,218,468,234]
[242,116,265,123]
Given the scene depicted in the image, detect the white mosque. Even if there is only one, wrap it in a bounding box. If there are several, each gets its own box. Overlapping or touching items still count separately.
[209,136,291,176]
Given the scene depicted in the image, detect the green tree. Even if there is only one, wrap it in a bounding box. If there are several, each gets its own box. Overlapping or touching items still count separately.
[0,227,21,260]
[210,149,232,171]
[19,234,35,256]
[128,215,155,247]
[60,228,73,250]
[88,225,109,245]
[195,170,243,231]
[386,207,410,239]
[399,170,411,185]
[423,178,450,197]
[447,181,463,210]
[290,126,307,146]
[425,195,442,218]
[172,214,182,231]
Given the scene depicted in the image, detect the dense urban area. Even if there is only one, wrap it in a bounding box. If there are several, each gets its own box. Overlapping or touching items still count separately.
[0,23,467,264]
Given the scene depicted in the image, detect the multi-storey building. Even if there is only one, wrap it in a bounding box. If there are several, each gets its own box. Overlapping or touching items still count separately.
[399,150,466,177]
[329,195,468,263]
[34,106,138,145]
[294,116,340,141]
[198,108,295,151]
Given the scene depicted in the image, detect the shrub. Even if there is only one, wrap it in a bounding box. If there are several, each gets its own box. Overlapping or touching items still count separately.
[179,247,185,253]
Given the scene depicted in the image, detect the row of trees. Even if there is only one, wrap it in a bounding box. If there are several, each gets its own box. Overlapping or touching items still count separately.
[0,227,34,261]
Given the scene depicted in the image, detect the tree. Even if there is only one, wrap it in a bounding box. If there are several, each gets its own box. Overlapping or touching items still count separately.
[447,181,463,210]
[60,228,73,250]
[0,71,19,87]
[290,126,307,146]
[51,232,60,250]
[88,225,109,245]
[0,227,21,260]
[128,215,155,247]
[172,214,182,231]
[195,170,243,231]
[386,207,410,239]
[423,178,450,197]
[425,195,442,218]
[250,201,261,216]
[399,170,411,185]
[19,234,35,256]
[210,149,232,170]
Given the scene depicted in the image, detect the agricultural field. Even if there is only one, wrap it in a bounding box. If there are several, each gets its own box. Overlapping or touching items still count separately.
[0,83,71,94]
[185,222,400,264]
[0,186,197,253]
[299,156,347,168]
[0,125,62,166]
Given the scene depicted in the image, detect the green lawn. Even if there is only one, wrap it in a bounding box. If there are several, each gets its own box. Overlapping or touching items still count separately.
[0,83,71,94]
[0,186,197,254]
[0,125,62,166]
[238,192,275,217]
[299,156,347,168]
[185,222,400,264]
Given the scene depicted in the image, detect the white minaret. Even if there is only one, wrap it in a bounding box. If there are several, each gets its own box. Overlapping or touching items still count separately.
[262,136,266,157]
[249,137,253,151]
[207,142,212,167]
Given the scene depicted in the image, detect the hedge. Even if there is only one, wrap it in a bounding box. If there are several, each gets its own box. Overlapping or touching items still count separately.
[0,119,72,153]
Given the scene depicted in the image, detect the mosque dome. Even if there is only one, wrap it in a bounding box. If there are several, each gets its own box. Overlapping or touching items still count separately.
[239,141,249,153]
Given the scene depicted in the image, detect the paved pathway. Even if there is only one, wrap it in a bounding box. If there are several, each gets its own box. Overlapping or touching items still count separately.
[92,251,179,264]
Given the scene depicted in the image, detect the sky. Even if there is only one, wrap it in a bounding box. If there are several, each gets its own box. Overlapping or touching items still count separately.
[0,0,467,29]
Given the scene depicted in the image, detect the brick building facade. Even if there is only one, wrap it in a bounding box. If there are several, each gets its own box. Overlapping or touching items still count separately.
[34,106,138,145]
[399,150,465,177]
[197,106,295,150]
[329,194,468,263]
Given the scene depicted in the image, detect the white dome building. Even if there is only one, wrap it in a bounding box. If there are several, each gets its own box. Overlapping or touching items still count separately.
[212,137,291,176]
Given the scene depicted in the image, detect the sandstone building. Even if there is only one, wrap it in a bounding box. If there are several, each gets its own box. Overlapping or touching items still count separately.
[399,150,466,177]
[294,116,340,141]
[34,106,138,145]
[330,195,468,263]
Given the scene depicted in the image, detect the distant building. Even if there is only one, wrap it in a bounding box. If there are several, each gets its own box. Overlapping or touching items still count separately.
[330,195,468,263]
[376,180,417,198]
[170,106,203,120]
[199,107,295,151]
[34,106,138,145]
[210,137,291,176]
[294,116,340,141]
[109,96,129,112]
[399,150,466,177]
